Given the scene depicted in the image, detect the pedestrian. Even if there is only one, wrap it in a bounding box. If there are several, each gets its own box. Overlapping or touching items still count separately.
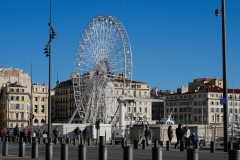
[74,126,81,139]
[0,130,4,141]
[168,125,173,143]
[174,124,184,149]
[23,129,28,138]
[43,129,48,138]
[83,126,89,144]
[144,127,151,146]
[13,125,20,143]
[183,125,191,149]
[190,132,197,147]
[53,126,59,142]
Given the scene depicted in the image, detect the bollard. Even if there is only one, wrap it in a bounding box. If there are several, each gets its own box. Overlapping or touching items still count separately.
[80,138,83,145]
[180,140,184,151]
[73,138,77,145]
[166,140,170,151]
[46,138,53,160]
[8,136,11,143]
[112,140,115,147]
[12,136,15,143]
[78,135,81,144]
[32,138,38,159]
[99,145,107,160]
[154,140,159,148]
[88,138,91,146]
[78,144,86,160]
[228,142,233,152]
[233,143,239,150]
[194,140,199,150]
[123,145,133,160]
[210,141,215,153]
[43,137,48,144]
[229,150,240,160]
[152,147,162,160]
[66,138,71,145]
[2,140,9,156]
[24,137,28,143]
[142,140,146,149]
[100,136,105,145]
[134,139,138,149]
[122,139,125,148]
[29,137,32,144]
[61,143,68,160]
[60,137,65,144]
[55,137,59,145]
[38,137,41,144]
[19,140,25,157]
[159,140,163,147]
[187,148,198,160]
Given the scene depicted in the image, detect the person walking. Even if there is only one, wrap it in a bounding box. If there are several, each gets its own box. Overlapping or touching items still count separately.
[13,125,20,143]
[174,124,184,149]
[168,125,173,143]
[144,127,151,146]
[53,126,59,143]
[74,126,81,139]
[184,125,191,149]
[83,126,89,144]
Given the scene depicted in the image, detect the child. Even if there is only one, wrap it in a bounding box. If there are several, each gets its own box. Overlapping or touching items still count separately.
[190,133,197,147]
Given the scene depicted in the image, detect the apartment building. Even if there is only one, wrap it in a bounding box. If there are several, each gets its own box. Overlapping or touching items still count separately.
[51,76,152,124]
[0,67,48,130]
[165,78,240,125]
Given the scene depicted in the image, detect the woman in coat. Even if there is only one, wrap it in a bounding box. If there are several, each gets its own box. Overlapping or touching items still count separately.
[168,125,173,143]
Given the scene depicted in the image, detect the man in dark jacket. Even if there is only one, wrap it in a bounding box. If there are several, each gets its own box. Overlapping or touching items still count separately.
[174,124,184,149]
[144,127,151,146]
[82,126,89,144]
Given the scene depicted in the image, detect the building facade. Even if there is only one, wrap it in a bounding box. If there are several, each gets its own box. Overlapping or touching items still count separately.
[0,67,48,130]
[165,78,240,125]
[51,76,152,124]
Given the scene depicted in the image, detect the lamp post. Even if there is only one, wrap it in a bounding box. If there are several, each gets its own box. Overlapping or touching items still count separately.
[6,82,11,131]
[215,0,228,152]
[44,0,56,137]
[44,0,56,159]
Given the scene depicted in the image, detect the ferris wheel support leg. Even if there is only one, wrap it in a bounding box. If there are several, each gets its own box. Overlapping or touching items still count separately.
[119,103,125,137]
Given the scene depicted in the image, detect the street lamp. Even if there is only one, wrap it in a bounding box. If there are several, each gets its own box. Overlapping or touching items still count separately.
[44,0,56,159]
[6,82,11,131]
[215,0,228,152]
[44,0,57,138]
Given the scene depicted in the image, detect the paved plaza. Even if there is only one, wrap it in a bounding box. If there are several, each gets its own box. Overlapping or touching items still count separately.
[0,142,229,160]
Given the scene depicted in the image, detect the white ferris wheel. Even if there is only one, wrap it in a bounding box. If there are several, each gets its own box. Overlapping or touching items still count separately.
[69,15,133,124]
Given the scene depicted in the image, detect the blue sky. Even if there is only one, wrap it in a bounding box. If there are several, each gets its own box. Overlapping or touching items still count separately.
[1,1,240,92]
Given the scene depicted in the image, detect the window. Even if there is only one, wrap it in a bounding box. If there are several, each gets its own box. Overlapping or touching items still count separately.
[21,104,24,110]
[16,104,20,109]
[137,85,141,88]
[41,105,44,113]
[128,107,130,112]
[21,96,24,101]
[16,96,19,101]
[16,89,19,92]
[134,107,136,112]
[212,115,214,122]
[34,105,38,113]
[139,107,142,112]
[11,96,14,100]
[211,101,214,105]
[35,97,38,101]
[21,112,24,119]
[152,110,155,114]
[16,113,19,119]
[211,108,214,113]
[144,108,147,113]
[41,97,44,102]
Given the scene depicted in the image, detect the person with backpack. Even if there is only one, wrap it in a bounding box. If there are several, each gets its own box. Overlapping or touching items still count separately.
[82,126,89,144]
[190,132,197,147]
[74,126,81,139]
[174,124,184,149]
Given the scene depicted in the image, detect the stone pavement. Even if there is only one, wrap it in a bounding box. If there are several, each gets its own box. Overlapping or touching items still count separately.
[0,142,229,160]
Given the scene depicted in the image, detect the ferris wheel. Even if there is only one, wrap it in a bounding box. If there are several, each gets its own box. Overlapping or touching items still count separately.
[69,15,133,124]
